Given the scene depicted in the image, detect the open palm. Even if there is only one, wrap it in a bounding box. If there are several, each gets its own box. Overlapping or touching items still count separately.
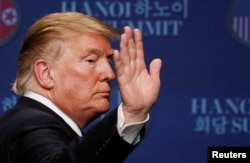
[114,26,162,123]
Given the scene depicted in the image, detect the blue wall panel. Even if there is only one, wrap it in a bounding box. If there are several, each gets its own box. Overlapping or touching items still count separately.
[1,0,250,162]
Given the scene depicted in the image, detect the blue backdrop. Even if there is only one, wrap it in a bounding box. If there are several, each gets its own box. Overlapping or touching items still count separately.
[1,0,250,162]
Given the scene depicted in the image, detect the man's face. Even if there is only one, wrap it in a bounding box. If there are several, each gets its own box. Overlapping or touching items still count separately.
[50,33,115,125]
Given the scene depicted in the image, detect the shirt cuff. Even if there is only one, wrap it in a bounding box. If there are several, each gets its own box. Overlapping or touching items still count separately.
[116,104,149,145]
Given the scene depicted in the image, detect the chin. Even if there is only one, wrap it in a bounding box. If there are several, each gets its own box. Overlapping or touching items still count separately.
[99,105,110,114]
[95,101,110,113]
[102,98,110,107]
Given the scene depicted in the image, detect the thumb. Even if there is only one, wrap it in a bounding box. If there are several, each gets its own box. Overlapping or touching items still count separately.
[149,58,162,79]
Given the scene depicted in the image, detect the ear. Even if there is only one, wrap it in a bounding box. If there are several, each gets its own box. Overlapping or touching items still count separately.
[34,59,55,89]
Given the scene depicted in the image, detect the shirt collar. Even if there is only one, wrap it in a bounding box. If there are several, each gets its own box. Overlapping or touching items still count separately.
[24,91,82,136]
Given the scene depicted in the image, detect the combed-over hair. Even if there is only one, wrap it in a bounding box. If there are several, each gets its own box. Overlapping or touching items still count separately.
[12,12,120,95]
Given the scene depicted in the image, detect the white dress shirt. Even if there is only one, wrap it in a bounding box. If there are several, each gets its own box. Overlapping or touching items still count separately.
[24,91,148,145]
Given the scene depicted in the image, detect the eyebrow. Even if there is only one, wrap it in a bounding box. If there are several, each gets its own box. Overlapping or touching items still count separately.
[86,48,114,57]
[108,49,114,56]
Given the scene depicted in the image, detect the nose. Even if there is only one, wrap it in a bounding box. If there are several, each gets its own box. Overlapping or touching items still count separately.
[99,60,115,81]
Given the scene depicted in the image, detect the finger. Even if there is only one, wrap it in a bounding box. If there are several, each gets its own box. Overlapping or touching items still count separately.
[113,49,123,76]
[124,26,136,62]
[134,29,146,72]
[119,34,130,67]
[149,58,162,80]
[134,28,145,63]
[128,37,136,63]
[124,26,133,39]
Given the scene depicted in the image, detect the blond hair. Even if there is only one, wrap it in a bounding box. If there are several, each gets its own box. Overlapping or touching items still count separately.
[12,12,120,95]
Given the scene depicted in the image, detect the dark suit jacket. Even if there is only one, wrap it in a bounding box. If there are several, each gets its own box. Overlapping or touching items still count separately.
[0,96,144,163]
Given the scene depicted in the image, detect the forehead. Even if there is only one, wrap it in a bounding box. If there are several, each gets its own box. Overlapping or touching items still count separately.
[70,33,112,53]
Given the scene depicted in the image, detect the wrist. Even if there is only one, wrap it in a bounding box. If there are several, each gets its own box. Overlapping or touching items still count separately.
[122,108,148,125]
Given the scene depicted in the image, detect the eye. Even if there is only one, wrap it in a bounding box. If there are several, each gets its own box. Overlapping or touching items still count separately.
[107,56,112,65]
[86,59,96,63]
[84,55,97,64]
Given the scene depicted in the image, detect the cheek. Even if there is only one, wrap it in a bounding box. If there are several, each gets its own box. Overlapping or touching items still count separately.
[63,75,96,96]
[54,68,96,96]
[57,63,96,88]
[53,61,102,103]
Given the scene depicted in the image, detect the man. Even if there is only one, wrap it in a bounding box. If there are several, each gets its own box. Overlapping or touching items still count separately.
[0,12,162,162]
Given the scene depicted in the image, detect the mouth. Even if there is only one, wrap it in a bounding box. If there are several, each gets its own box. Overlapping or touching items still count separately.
[99,92,110,97]
[95,90,110,97]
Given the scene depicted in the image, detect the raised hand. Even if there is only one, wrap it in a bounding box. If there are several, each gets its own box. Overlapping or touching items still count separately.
[113,26,162,124]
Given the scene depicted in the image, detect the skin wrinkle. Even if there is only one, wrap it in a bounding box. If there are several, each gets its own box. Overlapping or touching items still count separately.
[18,14,162,129]
[46,33,115,128]
[2,12,162,162]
